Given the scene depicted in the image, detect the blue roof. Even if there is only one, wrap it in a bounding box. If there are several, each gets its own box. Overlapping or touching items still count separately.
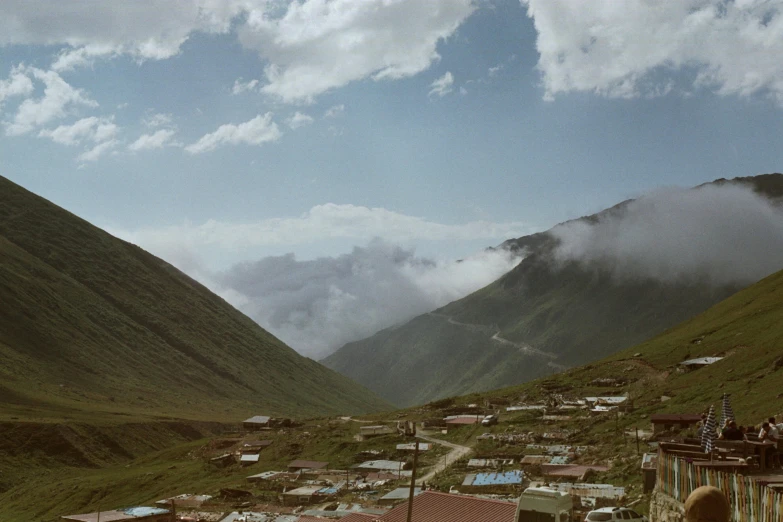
[123,507,170,517]
[470,470,524,486]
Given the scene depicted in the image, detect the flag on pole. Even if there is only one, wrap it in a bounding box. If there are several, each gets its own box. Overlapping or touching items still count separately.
[701,405,716,454]
[720,393,735,428]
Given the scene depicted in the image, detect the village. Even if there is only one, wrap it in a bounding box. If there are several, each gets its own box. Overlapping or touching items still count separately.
[59,356,775,522]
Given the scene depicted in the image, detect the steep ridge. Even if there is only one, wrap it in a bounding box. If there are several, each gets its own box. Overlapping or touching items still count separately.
[0,175,391,420]
[323,174,783,407]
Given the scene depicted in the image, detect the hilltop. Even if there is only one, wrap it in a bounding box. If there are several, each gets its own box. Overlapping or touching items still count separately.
[323,174,783,407]
[0,175,391,421]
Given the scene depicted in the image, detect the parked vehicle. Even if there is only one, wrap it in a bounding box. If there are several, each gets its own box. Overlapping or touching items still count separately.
[585,507,648,522]
[515,487,572,522]
[481,413,499,426]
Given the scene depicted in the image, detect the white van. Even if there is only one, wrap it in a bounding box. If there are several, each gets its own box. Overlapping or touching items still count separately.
[515,487,573,522]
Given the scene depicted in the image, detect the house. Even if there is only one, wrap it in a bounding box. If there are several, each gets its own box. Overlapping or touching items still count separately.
[243,415,271,430]
[467,458,514,468]
[520,455,551,466]
[444,415,482,425]
[154,494,212,508]
[373,491,517,522]
[353,460,409,475]
[288,459,329,472]
[650,413,703,433]
[679,357,723,370]
[461,470,524,492]
[282,485,340,506]
[62,507,170,522]
[547,482,625,500]
[359,425,393,437]
[378,487,422,505]
[240,453,260,465]
[541,464,609,479]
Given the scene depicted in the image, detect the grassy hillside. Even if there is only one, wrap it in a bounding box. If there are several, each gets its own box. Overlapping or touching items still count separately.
[324,174,783,407]
[0,175,391,421]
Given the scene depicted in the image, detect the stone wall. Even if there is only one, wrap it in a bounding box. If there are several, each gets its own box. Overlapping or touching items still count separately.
[649,490,684,522]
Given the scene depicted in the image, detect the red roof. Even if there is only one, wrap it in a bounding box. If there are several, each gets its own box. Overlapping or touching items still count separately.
[296,517,330,522]
[377,491,516,522]
[337,514,377,522]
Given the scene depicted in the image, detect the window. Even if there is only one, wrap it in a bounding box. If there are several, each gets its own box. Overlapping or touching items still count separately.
[620,510,633,520]
[587,513,613,521]
[628,511,642,519]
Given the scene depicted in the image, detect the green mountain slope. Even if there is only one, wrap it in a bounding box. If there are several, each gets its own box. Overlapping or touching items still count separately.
[0,176,391,420]
[323,174,783,407]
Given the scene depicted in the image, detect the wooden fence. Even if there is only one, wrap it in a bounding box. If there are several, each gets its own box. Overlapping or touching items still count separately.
[657,451,783,522]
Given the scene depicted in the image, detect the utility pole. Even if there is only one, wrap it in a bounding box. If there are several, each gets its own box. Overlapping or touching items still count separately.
[635,427,640,455]
[406,440,419,522]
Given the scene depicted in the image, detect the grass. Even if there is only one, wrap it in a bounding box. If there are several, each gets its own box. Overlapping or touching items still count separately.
[0,175,391,421]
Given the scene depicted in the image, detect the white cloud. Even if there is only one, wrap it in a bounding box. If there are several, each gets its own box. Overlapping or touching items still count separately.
[0,2,477,103]
[4,66,97,136]
[241,0,477,103]
[110,203,535,253]
[38,116,116,145]
[552,184,783,286]
[142,112,173,128]
[128,128,178,151]
[185,113,281,154]
[488,64,503,77]
[324,104,345,118]
[0,65,34,106]
[77,138,119,162]
[0,1,253,62]
[523,0,783,103]
[429,71,454,97]
[286,111,314,129]
[232,78,259,94]
[210,240,523,358]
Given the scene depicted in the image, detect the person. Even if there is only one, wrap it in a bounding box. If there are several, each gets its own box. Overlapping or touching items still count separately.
[719,420,743,441]
[684,486,730,522]
[768,417,780,440]
[759,422,780,468]
[760,422,778,442]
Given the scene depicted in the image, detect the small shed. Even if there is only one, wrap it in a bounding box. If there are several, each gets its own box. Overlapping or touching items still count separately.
[649,413,702,433]
[282,485,324,506]
[240,453,260,465]
[641,453,658,493]
[680,357,724,371]
[242,415,271,430]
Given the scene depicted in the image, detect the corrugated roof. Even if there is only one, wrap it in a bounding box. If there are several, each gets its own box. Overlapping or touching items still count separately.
[336,514,377,522]
[396,443,431,451]
[550,483,625,499]
[244,415,271,424]
[62,507,170,522]
[377,491,516,522]
[681,357,723,366]
[289,459,328,469]
[463,470,523,486]
[444,415,482,425]
[284,485,324,496]
[241,454,260,462]
[520,455,550,465]
[549,456,571,465]
[467,458,514,467]
[380,487,422,501]
[355,460,406,471]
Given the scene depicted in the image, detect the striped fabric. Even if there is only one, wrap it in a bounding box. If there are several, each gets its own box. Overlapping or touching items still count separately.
[701,405,716,454]
[721,393,735,427]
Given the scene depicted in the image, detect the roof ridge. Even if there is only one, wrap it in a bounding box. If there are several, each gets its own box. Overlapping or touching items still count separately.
[417,490,517,505]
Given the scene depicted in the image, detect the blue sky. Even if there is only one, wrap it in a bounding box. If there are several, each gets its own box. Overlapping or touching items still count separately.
[2,0,783,356]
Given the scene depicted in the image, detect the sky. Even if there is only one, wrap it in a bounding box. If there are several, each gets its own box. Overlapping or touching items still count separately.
[2,0,783,357]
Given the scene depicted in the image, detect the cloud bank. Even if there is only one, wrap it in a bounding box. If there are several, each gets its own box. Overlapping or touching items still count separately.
[523,0,783,103]
[551,183,783,286]
[211,240,521,358]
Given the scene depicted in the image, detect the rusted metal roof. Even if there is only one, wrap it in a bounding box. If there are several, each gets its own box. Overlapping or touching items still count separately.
[336,514,377,522]
[288,459,328,470]
[541,464,609,477]
[376,491,516,522]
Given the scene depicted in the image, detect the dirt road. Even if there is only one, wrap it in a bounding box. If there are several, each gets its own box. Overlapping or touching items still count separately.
[415,432,472,484]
